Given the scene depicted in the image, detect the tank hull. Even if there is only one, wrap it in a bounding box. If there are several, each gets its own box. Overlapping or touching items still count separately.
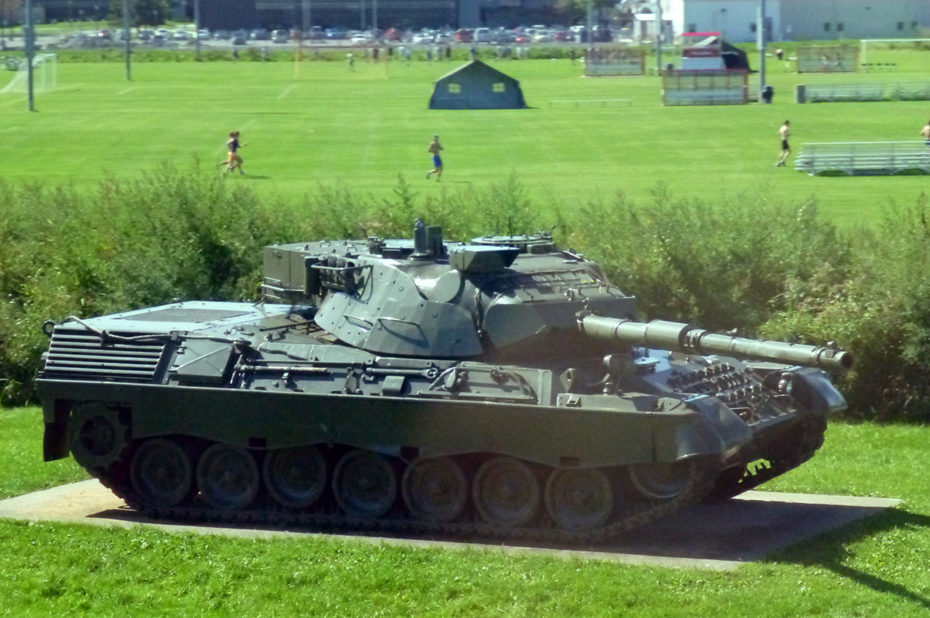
[37,299,844,540]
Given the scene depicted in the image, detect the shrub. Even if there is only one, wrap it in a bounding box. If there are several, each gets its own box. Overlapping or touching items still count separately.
[3,170,930,421]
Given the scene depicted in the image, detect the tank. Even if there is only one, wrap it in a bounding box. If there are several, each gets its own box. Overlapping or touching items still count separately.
[37,221,852,541]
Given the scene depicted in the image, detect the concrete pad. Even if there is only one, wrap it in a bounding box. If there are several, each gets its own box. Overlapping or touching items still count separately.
[0,480,902,571]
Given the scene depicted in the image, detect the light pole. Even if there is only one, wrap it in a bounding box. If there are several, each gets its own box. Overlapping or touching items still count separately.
[123,0,131,80]
[24,0,34,111]
[655,0,663,75]
[585,0,593,48]
[194,0,201,59]
[758,0,766,100]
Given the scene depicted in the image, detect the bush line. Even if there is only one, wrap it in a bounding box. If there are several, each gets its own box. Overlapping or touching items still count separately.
[0,165,925,420]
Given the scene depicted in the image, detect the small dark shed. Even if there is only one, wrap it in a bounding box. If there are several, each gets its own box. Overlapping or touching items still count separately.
[693,35,752,71]
[429,60,528,110]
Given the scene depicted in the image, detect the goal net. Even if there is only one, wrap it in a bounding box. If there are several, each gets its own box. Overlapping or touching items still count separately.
[860,38,930,68]
[796,45,857,73]
[584,48,645,76]
[0,53,58,94]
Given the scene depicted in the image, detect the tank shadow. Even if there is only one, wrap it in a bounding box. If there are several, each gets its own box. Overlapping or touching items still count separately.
[76,490,906,570]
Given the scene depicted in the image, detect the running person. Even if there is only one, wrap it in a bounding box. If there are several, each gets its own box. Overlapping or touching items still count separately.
[220,131,245,174]
[426,135,443,180]
[776,121,791,167]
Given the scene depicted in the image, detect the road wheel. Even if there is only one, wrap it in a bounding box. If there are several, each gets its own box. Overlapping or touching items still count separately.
[544,468,613,531]
[263,446,327,509]
[402,457,467,523]
[195,443,260,511]
[472,457,539,528]
[332,449,397,519]
[130,438,192,509]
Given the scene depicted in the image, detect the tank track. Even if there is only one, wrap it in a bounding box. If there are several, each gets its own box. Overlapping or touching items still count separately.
[87,454,720,546]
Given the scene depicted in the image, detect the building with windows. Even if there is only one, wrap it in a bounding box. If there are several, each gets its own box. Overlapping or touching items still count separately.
[650,0,930,43]
[203,0,564,31]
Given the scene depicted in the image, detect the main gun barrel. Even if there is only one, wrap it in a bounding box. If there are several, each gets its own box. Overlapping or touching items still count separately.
[579,315,853,372]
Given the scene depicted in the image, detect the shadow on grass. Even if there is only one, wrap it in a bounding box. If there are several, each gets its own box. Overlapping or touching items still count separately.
[773,508,930,610]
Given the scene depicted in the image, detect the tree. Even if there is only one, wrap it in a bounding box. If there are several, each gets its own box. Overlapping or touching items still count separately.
[109,0,171,28]
[0,0,22,28]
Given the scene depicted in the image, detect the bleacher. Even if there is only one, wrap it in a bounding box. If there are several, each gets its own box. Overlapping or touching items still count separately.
[663,89,747,105]
[662,69,748,106]
[796,82,930,103]
[796,83,884,103]
[795,142,930,176]
[889,82,930,101]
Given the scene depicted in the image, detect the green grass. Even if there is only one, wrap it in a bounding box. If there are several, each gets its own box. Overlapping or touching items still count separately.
[1,53,930,227]
[2,407,929,615]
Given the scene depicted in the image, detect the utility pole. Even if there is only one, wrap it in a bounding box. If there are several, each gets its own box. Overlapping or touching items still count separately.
[194,0,201,60]
[586,0,593,48]
[123,0,131,80]
[302,0,311,32]
[655,0,663,75]
[24,0,34,111]
[757,0,766,99]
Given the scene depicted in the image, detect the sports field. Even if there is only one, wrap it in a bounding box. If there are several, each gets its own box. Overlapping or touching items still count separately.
[2,48,929,226]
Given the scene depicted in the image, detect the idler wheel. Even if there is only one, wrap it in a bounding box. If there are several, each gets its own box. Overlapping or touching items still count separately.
[263,446,327,509]
[628,461,694,501]
[544,468,613,531]
[130,438,192,509]
[472,457,539,528]
[195,444,260,511]
[332,449,397,519]
[67,403,129,469]
[402,457,467,523]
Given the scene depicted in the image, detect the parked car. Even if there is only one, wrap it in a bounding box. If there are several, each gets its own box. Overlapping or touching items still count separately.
[473,27,492,43]
[272,29,289,43]
[383,27,403,41]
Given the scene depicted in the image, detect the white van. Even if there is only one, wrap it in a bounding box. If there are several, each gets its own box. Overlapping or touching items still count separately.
[473,27,493,43]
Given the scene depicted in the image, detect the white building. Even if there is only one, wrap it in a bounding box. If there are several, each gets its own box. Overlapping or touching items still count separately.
[640,0,930,43]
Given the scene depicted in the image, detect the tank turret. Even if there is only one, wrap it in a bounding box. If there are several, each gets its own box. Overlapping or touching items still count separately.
[37,221,852,541]
[262,220,638,359]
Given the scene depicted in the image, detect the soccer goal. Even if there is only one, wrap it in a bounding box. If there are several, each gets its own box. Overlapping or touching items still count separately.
[584,48,645,77]
[0,53,58,94]
[860,39,930,69]
[796,45,857,73]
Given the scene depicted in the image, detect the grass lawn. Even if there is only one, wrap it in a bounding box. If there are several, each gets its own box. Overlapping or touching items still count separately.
[1,52,929,227]
[2,406,929,615]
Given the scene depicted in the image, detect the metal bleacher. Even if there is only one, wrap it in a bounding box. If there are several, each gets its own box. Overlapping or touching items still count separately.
[796,83,885,103]
[796,82,930,103]
[795,141,930,176]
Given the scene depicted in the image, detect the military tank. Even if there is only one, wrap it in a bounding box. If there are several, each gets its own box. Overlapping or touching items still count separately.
[37,221,852,542]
